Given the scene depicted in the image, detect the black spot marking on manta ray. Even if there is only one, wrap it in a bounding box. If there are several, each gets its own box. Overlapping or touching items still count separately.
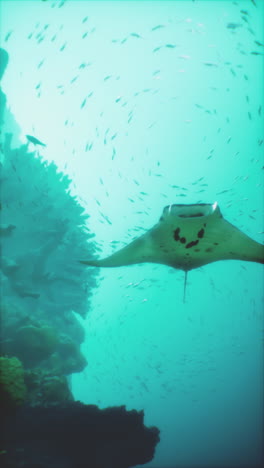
[186,240,199,249]
[197,228,205,238]
[173,228,186,244]
[205,247,213,252]
[214,242,219,245]
[194,249,200,252]
[159,216,164,222]
[173,227,180,241]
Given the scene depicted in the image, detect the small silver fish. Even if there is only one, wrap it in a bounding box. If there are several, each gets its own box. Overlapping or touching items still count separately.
[226,22,242,30]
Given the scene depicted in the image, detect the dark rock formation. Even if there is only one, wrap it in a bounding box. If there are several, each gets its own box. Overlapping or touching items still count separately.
[0,401,160,468]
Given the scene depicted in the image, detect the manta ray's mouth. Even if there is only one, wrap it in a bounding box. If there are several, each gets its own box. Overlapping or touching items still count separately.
[163,202,218,218]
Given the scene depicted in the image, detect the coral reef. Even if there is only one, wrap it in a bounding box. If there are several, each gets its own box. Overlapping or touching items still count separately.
[11,324,59,366]
[0,357,73,409]
[1,402,160,468]
[1,313,87,374]
[0,136,98,317]
[24,370,73,406]
[49,336,88,374]
[0,49,161,467]
[0,46,97,384]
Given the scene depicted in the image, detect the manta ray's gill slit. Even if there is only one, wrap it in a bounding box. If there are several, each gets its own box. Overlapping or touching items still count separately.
[159,243,169,254]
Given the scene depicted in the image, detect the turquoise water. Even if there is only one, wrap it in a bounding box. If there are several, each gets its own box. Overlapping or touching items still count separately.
[1,0,263,467]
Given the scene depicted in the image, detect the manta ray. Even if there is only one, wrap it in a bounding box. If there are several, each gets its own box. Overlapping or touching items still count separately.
[80,202,264,299]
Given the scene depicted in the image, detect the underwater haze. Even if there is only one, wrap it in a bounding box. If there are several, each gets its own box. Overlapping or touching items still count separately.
[1,0,264,467]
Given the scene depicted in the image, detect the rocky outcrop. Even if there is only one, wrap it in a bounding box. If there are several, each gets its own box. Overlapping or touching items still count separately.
[1,402,160,468]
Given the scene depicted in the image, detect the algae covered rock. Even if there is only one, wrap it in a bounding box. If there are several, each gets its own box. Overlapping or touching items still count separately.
[41,375,73,404]
[12,324,59,367]
[0,356,26,409]
[49,337,87,375]
[24,370,73,405]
